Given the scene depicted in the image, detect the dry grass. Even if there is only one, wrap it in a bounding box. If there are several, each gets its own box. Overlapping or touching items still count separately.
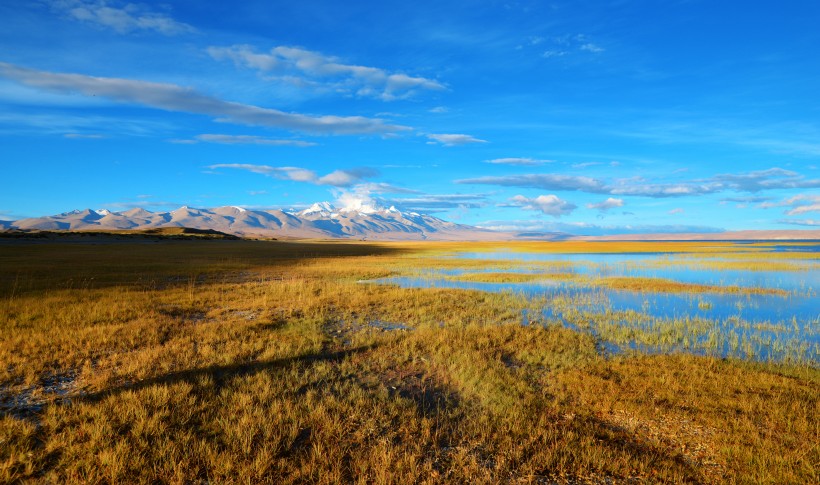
[0,238,817,483]
[446,272,577,283]
[597,276,789,296]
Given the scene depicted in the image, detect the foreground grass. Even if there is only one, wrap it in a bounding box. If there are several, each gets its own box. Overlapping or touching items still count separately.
[1,239,817,483]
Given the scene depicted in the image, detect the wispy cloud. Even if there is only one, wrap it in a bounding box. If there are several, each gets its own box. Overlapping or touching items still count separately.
[586,197,624,212]
[501,195,577,217]
[352,182,420,195]
[668,208,685,215]
[579,43,604,53]
[541,34,605,59]
[427,133,488,146]
[760,194,820,215]
[0,62,407,135]
[458,167,820,197]
[171,134,316,147]
[720,196,773,204]
[208,163,376,188]
[459,173,606,192]
[387,193,489,211]
[778,218,820,227]
[0,111,173,136]
[207,45,445,100]
[486,157,553,166]
[63,133,106,139]
[711,168,819,192]
[476,219,722,236]
[50,0,195,35]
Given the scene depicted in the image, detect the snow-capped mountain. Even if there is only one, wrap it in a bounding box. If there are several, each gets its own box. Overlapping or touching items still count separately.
[5,203,503,240]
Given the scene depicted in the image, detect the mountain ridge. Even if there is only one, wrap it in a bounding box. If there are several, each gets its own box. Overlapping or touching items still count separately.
[4,204,504,241]
[4,205,820,241]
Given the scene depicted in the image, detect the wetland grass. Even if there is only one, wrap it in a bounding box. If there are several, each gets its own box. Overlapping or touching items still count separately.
[595,276,789,296]
[1,238,817,483]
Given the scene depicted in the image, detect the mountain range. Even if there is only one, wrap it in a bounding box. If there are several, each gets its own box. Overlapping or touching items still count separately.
[0,203,505,240]
[3,204,819,241]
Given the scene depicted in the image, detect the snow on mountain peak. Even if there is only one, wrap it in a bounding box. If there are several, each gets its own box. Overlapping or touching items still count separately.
[94,209,111,216]
[299,201,335,216]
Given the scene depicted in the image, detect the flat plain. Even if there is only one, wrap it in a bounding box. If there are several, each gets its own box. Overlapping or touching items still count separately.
[1,236,817,483]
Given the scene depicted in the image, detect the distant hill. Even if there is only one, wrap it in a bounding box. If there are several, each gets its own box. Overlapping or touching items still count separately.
[5,203,505,241]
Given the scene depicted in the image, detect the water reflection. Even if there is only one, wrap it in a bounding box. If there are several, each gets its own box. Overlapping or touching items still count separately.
[368,243,819,364]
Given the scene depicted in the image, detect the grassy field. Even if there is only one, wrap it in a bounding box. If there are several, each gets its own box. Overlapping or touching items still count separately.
[1,238,817,483]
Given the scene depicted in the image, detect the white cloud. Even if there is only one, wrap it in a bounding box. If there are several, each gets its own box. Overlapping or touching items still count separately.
[427,133,488,146]
[787,204,820,216]
[207,45,445,100]
[0,62,407,135]
[779,219,820,227]
[540,34,604,59]
[579,43,604,53]
[542,50,568,58]
[721,196,773,204]
[459,173,606,192]
[352,183,420,195]
[572,162,603,169]
[503,195,577,218]
[586,197,624,212]
[759,194,820,215]
[668,208,685,215]
[317,168,377,187]
[51,0,195,35]
[457,167,820,198]
[486,157,553,166]
[173,134,316,147]
[387,193,489,211]
[208,164,376,187]
[476,219,723,236]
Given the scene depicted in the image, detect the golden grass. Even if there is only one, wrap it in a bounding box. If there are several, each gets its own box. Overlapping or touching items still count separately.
[1,238,817,483]
[597,276,789,296]
[446,272,577,283]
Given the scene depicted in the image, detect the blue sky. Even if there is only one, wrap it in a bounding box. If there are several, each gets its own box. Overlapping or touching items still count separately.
[1,0,819,234]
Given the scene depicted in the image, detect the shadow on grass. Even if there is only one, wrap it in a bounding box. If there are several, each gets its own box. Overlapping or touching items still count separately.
[79,345,377,404]
[0,345,376,422]
[3,344,706,482]
[0,239,409,295]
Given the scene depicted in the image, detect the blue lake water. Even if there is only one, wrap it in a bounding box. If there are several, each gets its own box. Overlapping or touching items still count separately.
[368,244,820,363]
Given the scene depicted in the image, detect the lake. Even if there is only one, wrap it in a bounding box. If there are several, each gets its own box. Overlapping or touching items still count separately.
[367,242,820,364]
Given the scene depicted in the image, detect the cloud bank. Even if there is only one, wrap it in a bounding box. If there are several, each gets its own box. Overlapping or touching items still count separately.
[457,168,820,197]
[0,62,407,135]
